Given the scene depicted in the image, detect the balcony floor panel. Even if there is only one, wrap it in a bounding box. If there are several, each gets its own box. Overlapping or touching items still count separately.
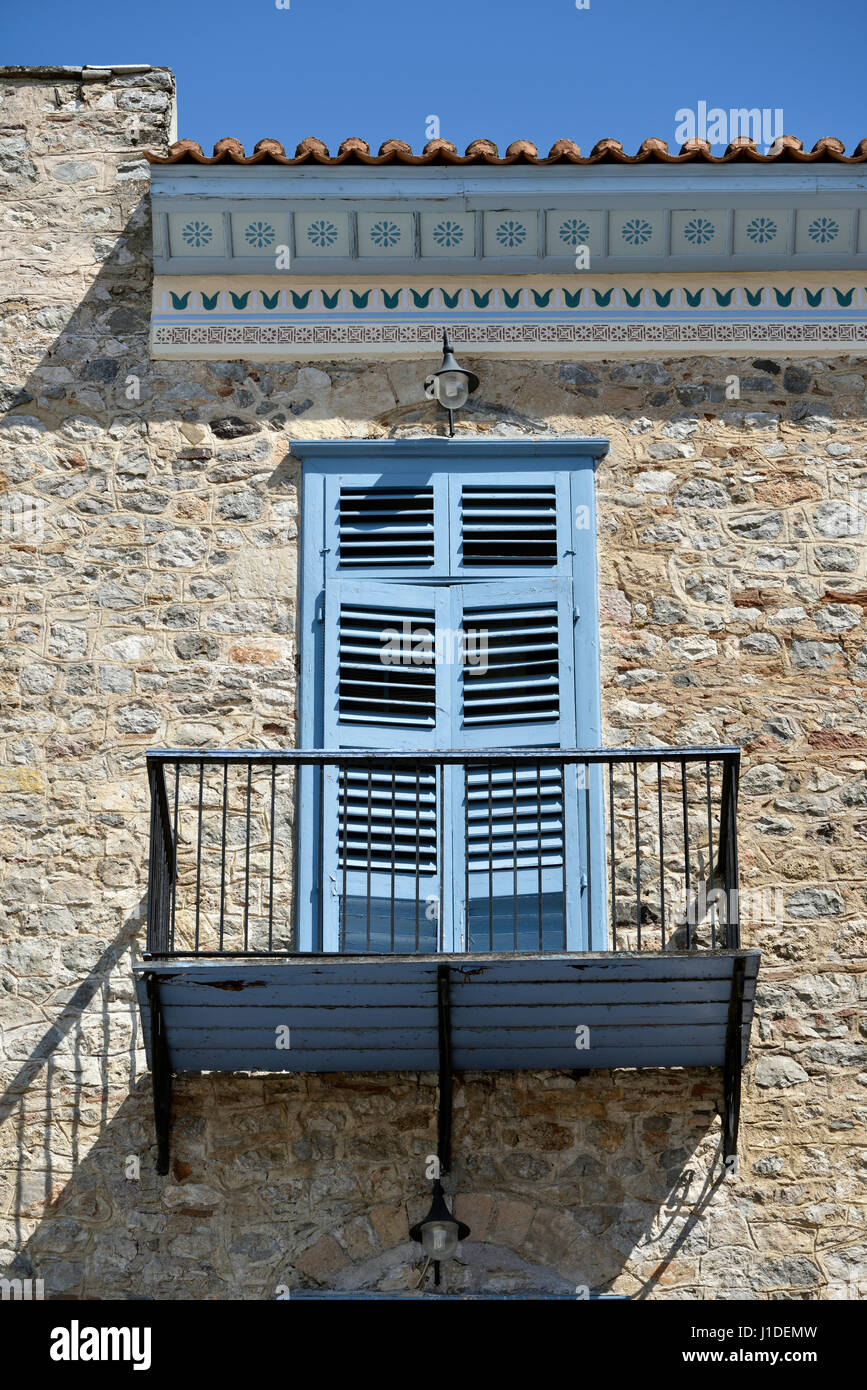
[134,951,759,1075]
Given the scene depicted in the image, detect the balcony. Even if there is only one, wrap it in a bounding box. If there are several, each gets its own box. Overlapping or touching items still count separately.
[134,746,759,1173]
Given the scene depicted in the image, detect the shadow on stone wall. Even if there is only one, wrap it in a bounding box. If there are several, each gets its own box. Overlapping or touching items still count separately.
[2,930,730,1301]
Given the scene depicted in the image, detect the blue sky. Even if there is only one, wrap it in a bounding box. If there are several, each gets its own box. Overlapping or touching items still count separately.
[5,0,866,156]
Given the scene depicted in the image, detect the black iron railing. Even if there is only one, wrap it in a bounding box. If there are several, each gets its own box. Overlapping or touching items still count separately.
[145,747,740,958]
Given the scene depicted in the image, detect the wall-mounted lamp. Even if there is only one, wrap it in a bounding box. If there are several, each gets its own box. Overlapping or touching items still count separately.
[409,966,468,1287]
[424,329,480,435]
[409,1179,470,1283]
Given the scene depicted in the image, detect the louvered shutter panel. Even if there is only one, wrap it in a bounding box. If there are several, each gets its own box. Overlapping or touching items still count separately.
[449,472,574,576]
[311,464,602,953]
[321,580,451,952]
[337,486,435,569]
[460,484,559,567]
[324,474,449,577]
[447,578,583,951]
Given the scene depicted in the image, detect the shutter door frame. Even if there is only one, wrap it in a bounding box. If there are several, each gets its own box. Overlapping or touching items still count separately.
[296,443,607,953]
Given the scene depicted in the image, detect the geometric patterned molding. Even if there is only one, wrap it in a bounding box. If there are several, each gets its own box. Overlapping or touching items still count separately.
[151,275,867,360]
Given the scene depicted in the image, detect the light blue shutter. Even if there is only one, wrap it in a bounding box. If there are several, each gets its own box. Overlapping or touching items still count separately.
[448,471,575,577]
[444,578,585,950]
[321,579,451,952]
[324,472,450,578]
[310,462,605,953]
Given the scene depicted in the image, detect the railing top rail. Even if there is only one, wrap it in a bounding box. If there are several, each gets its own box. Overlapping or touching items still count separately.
[147,745,741,767]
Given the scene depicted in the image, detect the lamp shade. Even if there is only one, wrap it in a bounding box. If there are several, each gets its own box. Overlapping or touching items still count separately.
[432,331,479,405]
[409,1181,470,1261]
[435,369,471,410]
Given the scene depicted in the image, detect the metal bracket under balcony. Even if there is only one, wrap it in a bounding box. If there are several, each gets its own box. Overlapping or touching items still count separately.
[134,949,757,1175]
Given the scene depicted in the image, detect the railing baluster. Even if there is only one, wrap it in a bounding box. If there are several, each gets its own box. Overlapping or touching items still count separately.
[681,762,691,951]
[269,763,276,952]
[195,761,204,955]
[536,762,543,952]
[706,758,715,950]
[464,765,471,955]
[367,767,374,953]
[512,764,518,952]
[657,760,665,951]
[243,761,252,953]
[609,761,616,951]
[390,769,396,955]
[487,762,494,953]
[219,762,227,953]
[171,761,180,954]
[584,761,591,951]
[560,764,567,950]
[633,759,641,949]
[146,775,160,954]
[721,754,740,949]
[340,766,347,953]
[414,768,420,954]
[438,762,445,953]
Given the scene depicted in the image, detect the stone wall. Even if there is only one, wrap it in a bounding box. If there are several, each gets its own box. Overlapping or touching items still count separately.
[0,67,864,1300]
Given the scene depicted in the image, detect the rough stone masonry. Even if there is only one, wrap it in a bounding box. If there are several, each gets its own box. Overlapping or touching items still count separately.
[0,65,864,1299]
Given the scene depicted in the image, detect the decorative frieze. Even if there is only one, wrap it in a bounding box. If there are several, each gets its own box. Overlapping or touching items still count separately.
[151,275,867,359]
[150,162,867,276]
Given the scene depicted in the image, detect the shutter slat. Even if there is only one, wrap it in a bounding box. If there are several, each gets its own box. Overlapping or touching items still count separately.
[462,599,560,728]
[462,485,558,567]
[339,487,435,568]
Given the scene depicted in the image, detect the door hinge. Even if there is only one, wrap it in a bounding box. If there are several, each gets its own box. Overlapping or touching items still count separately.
[315,598,325,623]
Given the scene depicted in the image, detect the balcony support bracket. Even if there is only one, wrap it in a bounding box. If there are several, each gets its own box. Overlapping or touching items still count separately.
[722,955,746,1166]
[437,964,453,1175]
[146,971,172,1176]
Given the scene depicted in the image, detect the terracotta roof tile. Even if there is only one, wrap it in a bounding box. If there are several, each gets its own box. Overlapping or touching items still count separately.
[145,135,867,166]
